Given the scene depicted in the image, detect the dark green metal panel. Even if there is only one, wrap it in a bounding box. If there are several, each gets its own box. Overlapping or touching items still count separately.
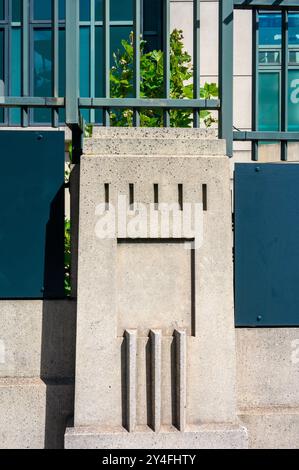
[0,131,65,299]
[235,163,299,326]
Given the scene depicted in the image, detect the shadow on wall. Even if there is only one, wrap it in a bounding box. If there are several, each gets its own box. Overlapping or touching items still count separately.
[40,163,78,448]
[40,183,77,449]
[40,299,77,449]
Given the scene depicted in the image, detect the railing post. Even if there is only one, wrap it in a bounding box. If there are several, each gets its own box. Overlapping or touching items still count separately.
[281,9,289,161]
[66,0,80,126]
[193,0,201,128]
[22,0,29,127]
[52,0,59,127]
[163,0,170,127]
[251,9,259,161]
[219,0,234,157]
[133,0,141,127]
[103,0,110,126]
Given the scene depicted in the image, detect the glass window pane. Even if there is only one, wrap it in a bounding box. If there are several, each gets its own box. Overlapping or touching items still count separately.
[259,13,282,46]
[289,14,299,46]
[95,0,103,21]
[111,25,132,60]
[111,0,132,21]
[259,50,280,65]
[80,27,90,97]
[80,0,90,21]
[10,28,21,124]
[289,50,299,65]
[59,0,65,21]
[12,0,22,22]
[0,0,4,21]
[143,0,162,51]
[33,29,52,122]
[34,0,52,21]
[289,70,299,131]
[95,26,103,97]
[0,29,4,122]
[95,26,103,123]
[258,72,280,131]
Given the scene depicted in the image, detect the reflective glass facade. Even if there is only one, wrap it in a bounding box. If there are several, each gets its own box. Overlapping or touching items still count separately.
[0,0,162,125]
[258,12,299,132]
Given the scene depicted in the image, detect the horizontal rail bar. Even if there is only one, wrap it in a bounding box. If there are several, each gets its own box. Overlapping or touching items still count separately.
[79,98,220,110]
[0,97,65,108]
[234,131,299,141]
[0,97,220,111]
[234,0,299,9]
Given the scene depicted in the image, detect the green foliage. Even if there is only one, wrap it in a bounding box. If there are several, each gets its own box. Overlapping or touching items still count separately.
[65,126,92,297]
[84,123,93,137]
[64,218,71,296]
[110,29,218,127]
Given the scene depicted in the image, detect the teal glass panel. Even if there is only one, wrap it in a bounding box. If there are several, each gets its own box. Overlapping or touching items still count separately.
[289,14,299,46]
[111,0,132,21]
[59,28,65,122]
[259,50,280,65]
[0,0,4,21]
[95,0,103,21]
[12,0,22,22]
[289,70,299,131]
[80,26,90,122]
[10,28,21,124]
[259,13,281,47]
[59,0,65,20]
[80,0,90,21]
[34,0,52,21]
[289,50,299,65]
[258,72,280,131]
[143,0,162,51]
[111,25,131,60]
[95,26,103,96]
[0,29,4,123]
[33,29,52,123]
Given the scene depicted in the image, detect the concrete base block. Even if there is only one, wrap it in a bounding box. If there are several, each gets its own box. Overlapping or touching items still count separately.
[0,299,76,378]
[239,407,299,449]
[84,138,225,156]
[0,378,74,449]
[65,424,248,449]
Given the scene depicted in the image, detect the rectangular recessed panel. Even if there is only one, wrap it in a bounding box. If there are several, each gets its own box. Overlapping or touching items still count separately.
[235,163,299,326]
[0,131,65,299]
[117,241,194,336]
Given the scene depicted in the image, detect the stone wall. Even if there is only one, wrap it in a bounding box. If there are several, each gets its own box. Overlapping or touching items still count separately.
[236,328,299,449]
[0,300,76,448]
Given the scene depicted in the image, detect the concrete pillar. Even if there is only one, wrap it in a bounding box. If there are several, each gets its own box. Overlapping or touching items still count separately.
[65,128,248,449]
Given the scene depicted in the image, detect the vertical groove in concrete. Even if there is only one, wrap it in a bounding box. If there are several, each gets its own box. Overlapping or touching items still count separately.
[125,329,137,432]
[174,329,187,431]
[150,329,162,432]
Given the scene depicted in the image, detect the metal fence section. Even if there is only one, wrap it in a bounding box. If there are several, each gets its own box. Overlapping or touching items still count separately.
[0,0,299,159]
[233,1,299,161]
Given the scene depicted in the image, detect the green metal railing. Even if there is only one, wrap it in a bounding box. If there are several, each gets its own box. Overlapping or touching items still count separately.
[1,0,299,161]
[234,1,299,161]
